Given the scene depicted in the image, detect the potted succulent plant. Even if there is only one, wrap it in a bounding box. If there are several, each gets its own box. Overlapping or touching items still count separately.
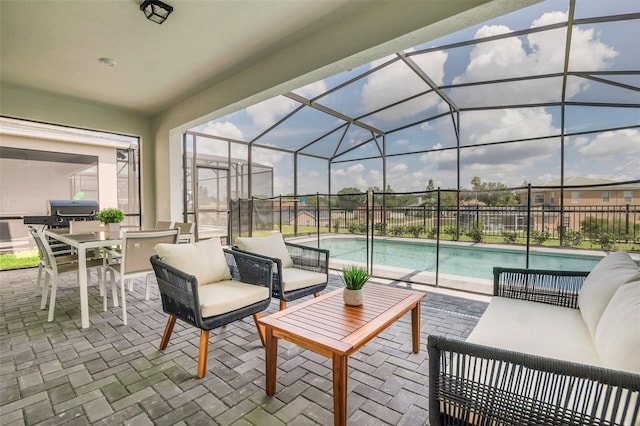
[340,264,370,306]
[96,207,125,232]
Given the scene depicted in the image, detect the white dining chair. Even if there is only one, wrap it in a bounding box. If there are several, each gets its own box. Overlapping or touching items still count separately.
[29,226,104,322]
[105,229,180,325]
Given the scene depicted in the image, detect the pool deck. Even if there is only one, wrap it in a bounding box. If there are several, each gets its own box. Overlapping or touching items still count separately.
[0,266,489,425]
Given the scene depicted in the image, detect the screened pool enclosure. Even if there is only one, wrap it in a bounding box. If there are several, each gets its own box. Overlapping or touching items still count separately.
[184,0,639,263]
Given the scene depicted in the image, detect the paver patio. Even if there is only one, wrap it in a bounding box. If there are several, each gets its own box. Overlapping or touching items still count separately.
[0,266,488,425]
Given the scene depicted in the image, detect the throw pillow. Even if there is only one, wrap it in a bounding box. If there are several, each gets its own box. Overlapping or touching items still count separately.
[578,251,640,337]
[236,233,293,268]
[155,237,231,286]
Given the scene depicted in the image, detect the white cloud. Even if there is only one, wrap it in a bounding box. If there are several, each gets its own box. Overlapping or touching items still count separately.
[294,80,327,99]
[202,121,244,140]
[575,129,640,157]
[361,50,448,122]
[246,96,297,129]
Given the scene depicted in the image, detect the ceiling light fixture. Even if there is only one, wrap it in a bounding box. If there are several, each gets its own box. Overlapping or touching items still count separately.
[140,0,173,24]
[98,57,117,67]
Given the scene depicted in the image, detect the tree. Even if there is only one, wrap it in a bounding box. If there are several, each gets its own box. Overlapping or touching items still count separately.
[335,187,365,211]
[467,176,519,207]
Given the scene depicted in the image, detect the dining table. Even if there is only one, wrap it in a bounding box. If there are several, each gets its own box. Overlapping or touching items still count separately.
[44,228,123,329]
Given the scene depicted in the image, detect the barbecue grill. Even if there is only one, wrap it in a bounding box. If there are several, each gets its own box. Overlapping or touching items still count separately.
[24,200,99,228]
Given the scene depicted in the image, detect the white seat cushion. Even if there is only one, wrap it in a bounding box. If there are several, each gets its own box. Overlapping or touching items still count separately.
[578,251,640,337]
[280,268,327,292]
[467,297,601,367]
[594,280,640,374]
[155,237,231,286]
[198,280,270,318]
[236,233,293,268]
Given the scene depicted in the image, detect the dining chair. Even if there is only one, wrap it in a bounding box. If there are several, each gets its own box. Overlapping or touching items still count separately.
[233,233,329,310]
[174,222,195,243]
[151,237,272,378]
[155,220,175,230]
[29,225,104,322]
[28,225,76,298]
[105,229,180,325]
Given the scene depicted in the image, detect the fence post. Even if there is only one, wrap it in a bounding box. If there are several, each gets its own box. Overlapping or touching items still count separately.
[626,203,630,238]
[436,187,441,288]
[316,192,320,248]
[475,204,479,228]
[249,197,254,237]
[278,195,282,232]
[366,191,371,275]
[526,184,531,269]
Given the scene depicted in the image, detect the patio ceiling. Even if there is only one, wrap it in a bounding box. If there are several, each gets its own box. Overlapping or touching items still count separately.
[0,0,513,117]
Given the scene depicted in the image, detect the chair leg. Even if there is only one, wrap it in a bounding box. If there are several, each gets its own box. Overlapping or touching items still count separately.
[35,263,43,295]
[40,273,50,310]
[197,330,210,378]
[47,276,58,322]
[159,315,176,350]
[121,277,127,325]
[314,292,320,297]
[253,313,266,347]
[144,274,151,300]
[279,300,287,310]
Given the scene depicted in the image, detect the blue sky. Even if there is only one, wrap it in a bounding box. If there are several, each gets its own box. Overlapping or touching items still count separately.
[192,0,639,196]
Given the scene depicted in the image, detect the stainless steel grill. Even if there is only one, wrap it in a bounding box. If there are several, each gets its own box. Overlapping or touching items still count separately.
[24,200,99,228]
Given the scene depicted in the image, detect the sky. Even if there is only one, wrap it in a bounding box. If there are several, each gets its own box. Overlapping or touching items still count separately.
[192,0,639,196]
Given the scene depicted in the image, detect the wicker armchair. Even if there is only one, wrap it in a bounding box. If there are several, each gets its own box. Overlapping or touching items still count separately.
[233,234,329,310]
[428,267,640,426]
[150,249,272,378]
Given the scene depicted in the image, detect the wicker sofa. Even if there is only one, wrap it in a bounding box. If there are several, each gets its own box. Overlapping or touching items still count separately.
[428,251,640,426]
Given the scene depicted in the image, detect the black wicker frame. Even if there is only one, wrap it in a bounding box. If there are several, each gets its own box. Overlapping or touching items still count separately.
[232,241,329,309]
[428,267,640,426]
[150,249,273,378]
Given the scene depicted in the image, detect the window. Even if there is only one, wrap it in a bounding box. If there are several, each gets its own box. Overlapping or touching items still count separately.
[571,191,580,204]
[550,192,556,204]
[602,191,610,203]
[534,193,544,204]
[624,191,632,203]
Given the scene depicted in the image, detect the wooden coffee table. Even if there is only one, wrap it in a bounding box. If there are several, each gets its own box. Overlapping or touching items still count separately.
[258,283,425,426]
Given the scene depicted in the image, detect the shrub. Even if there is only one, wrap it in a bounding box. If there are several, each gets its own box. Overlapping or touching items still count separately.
[407,225,425,238]
[466,226,483,243]
[531,230,550,245]
[427,227,437,238]
[390,226,405,236]
[595,232,617,251]
[443,226,458,239]
[563,230,583,248]
[501,231,517,244]
[374,222,387,235]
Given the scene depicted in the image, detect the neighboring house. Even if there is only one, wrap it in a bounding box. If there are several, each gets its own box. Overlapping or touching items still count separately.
[520,177,640,233]
[291,210,331,227]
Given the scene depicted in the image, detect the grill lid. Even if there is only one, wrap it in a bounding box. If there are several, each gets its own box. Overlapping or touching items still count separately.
[47,200,99,217]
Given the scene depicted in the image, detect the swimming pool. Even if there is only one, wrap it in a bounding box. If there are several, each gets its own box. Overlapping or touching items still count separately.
[312,237,613,281]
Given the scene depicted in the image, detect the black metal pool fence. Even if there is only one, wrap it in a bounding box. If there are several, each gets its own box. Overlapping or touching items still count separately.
[229,181,639,284]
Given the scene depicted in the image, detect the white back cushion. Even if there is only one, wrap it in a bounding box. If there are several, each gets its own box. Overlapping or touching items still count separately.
[155,237,231,286]
[236,233,293,268]
[578,252,640,337]
[594,280,640,374]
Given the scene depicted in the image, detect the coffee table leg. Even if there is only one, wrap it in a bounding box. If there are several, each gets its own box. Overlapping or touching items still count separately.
[411,302,421,353]
[265,326,278,396]
[332,353,348,426]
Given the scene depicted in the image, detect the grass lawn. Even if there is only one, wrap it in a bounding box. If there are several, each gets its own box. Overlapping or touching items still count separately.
[0,250,39,270]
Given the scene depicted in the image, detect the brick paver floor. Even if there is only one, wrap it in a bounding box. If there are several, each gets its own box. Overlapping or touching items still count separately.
[0,266,488,425]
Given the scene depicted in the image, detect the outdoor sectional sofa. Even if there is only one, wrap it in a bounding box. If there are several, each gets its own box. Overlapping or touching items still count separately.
[428,251,640,426]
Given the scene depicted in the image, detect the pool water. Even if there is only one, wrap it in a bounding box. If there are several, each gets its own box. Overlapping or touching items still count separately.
[313,237,609,280]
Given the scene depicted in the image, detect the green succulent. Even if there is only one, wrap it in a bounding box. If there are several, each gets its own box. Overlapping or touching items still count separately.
[340,265,371,290]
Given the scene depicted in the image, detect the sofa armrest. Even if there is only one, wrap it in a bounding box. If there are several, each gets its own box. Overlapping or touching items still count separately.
[428,335,640,426]
[285,242,329,275]
[493,267,589,309]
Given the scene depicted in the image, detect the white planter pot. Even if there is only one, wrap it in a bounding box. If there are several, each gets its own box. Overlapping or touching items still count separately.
[107,223,121,232]
[343,288,364,306]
